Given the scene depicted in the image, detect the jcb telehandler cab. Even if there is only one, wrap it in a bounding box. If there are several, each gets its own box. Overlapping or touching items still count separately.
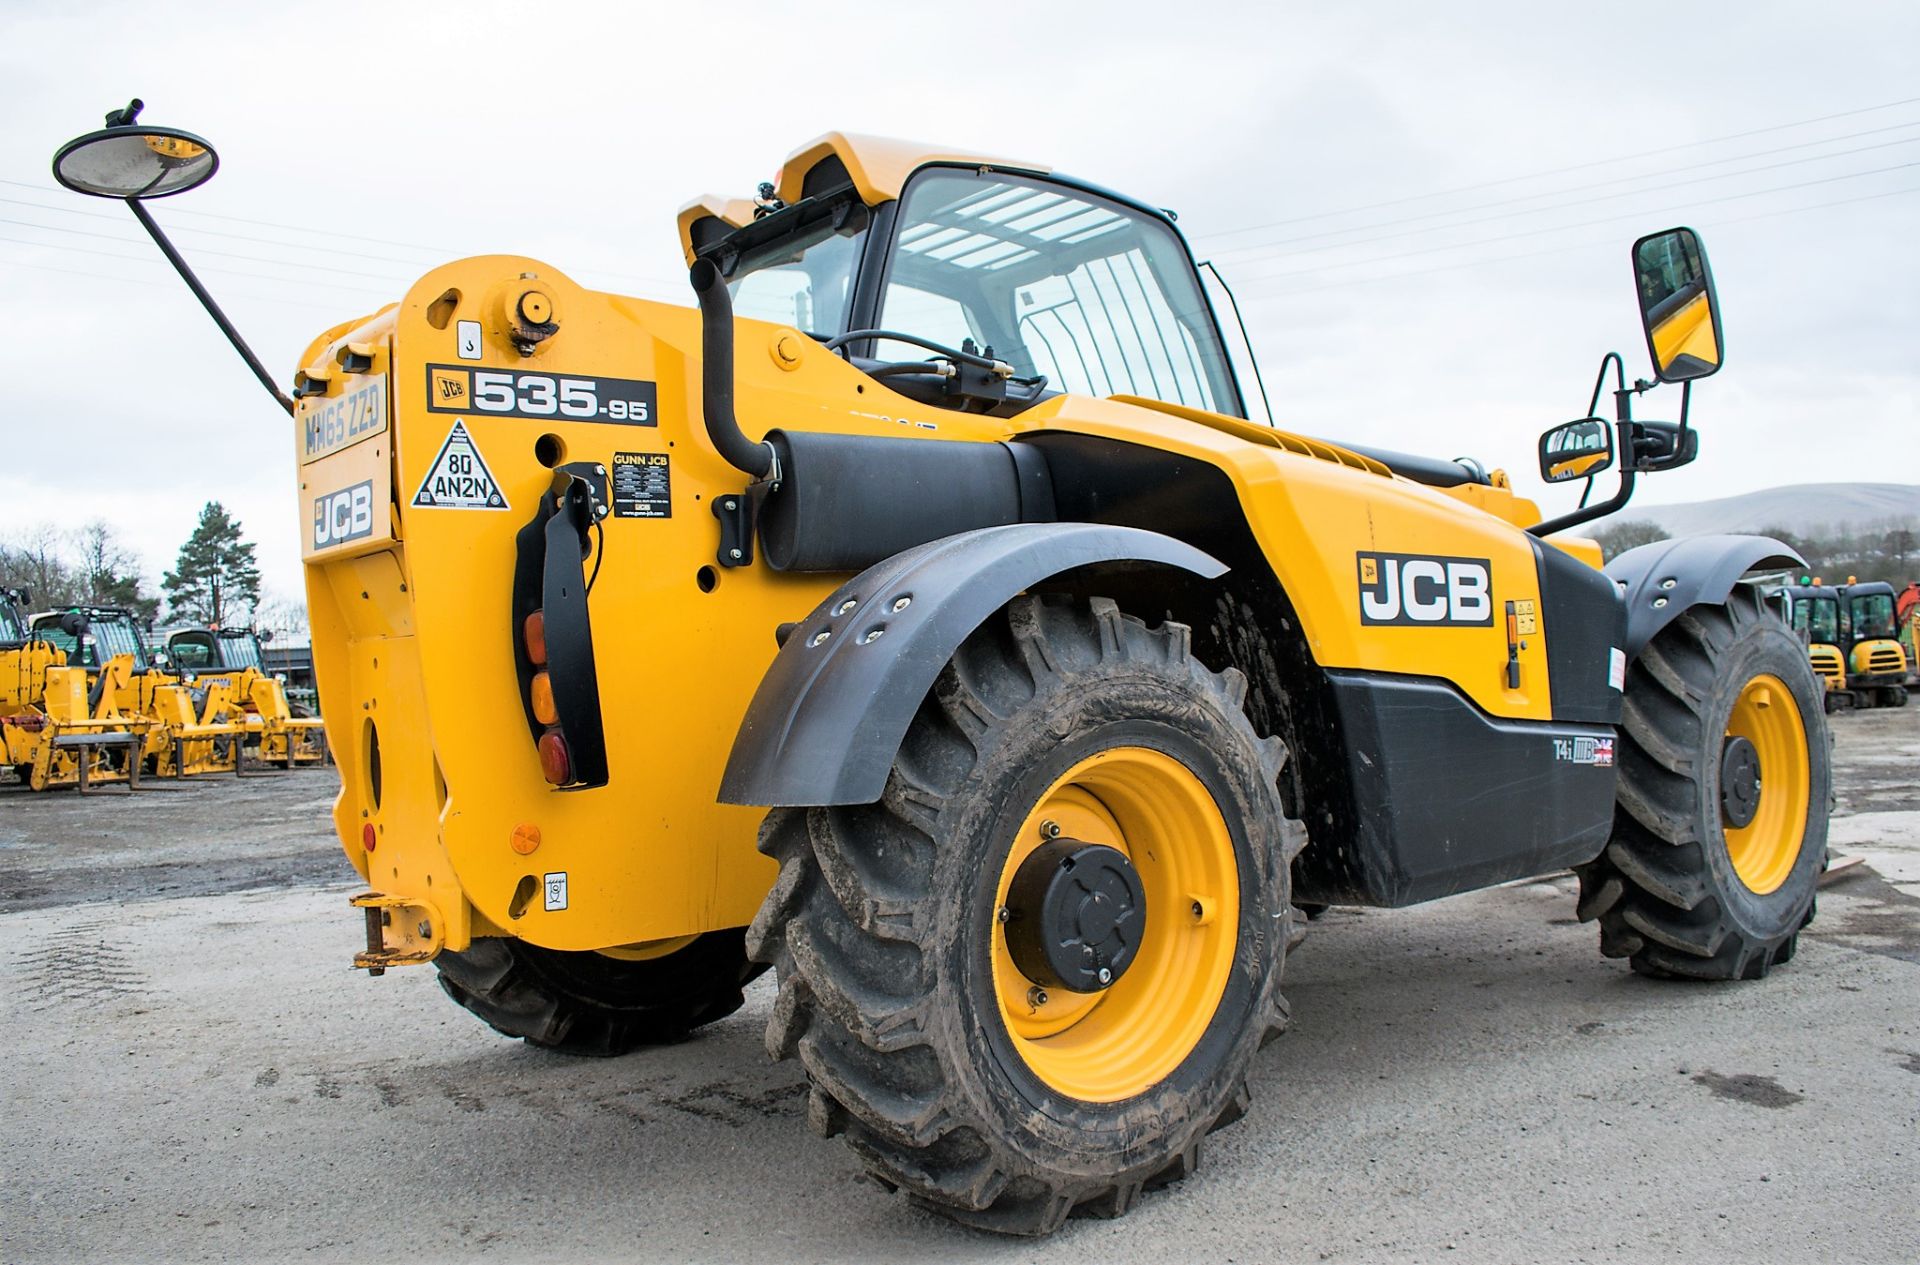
[57,104,1830,1235]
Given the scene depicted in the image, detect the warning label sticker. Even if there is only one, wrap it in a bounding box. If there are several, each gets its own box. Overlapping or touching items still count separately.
[412,419,507,510]
[612,451,671,519]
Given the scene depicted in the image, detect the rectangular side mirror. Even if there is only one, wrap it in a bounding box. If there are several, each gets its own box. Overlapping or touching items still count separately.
[1539,418,1614,483]
[1633,227,1723,382]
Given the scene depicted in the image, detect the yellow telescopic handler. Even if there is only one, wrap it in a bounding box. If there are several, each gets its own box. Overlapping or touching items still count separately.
[1,589,149,791]
[54,99,1830,1234]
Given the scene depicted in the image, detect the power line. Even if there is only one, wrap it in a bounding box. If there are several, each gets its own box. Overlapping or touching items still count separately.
[1210,122,1920,260]
[0,256,376,314]
[0,215,412,284]
[1224,185,1919,302]
[0,235,396,299]
[1231,160,1920,286]
[0,176,690,295]
[0,195,441,267]
[1193,95,1920,243]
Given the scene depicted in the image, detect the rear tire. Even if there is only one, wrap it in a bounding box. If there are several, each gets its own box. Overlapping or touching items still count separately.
[1576,588,1828,979]
[436,931,764,1056]
[748,594,1304,1234]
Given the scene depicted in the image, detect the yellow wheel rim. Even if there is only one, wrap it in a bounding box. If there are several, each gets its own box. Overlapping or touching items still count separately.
[991,746,1239,1103]
[1722,674,1810,895]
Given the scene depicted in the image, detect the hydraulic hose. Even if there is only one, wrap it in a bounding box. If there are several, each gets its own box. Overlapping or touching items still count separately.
[688,259,773,480]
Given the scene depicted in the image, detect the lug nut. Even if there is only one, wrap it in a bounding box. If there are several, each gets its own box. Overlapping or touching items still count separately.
[997,906,1010,923]
[1041,820,1061,839]
[1027,986,1048,1008]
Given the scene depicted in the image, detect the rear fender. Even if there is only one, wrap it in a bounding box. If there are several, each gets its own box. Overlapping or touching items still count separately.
[1605,533,1802,658]
[719,523,1226,807]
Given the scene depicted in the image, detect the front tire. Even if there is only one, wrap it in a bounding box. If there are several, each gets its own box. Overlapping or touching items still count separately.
[1577,588,1829,979]
[748,595,1304,1234]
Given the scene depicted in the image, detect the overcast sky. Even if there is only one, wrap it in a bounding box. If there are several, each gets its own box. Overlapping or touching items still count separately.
[2,0,1915,608]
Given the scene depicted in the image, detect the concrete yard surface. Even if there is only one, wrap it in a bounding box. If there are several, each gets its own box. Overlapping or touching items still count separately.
[3,709,1916,1263]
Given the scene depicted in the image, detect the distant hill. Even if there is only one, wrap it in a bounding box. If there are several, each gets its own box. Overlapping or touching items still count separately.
[1605,483,1919,538]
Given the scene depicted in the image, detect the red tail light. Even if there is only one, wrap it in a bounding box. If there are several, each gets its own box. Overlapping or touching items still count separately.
[537,731,571,785]
[523,611,547,666]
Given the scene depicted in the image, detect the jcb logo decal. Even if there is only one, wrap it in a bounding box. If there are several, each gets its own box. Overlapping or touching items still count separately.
[1357,552,1493,626]
[314,480,375,549]
[430,367,468,403]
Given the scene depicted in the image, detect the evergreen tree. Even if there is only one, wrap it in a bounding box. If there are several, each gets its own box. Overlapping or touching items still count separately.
[163,502,261,625]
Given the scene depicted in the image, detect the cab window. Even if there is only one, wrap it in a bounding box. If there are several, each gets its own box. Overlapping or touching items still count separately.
[1800,596,1838,644]
[1850,593,1895,640]
[728,209,868,336]
[879,169,1240,414]
[170,636,216,670]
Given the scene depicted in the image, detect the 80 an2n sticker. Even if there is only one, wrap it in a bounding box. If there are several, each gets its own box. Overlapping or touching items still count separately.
[426,365,655,425]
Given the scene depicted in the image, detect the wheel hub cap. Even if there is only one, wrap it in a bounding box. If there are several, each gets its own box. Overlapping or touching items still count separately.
[1004,840,1145,993]
[1720,734,1762,829]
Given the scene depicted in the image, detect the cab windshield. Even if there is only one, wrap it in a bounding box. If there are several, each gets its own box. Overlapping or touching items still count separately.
[33,612,148,669]
[1850,593,1895,640]
[879,169,1240,414]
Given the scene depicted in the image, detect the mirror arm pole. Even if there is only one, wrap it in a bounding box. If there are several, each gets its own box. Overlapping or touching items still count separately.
[1530,351,1640,539]
[125,198,294,417]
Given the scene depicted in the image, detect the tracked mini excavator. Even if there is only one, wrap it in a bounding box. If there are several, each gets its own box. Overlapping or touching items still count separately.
[55,102,1830,1234]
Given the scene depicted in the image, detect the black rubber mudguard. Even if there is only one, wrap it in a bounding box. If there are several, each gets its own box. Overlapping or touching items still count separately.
[718,522,1226,807]
[1605,533,1802,659]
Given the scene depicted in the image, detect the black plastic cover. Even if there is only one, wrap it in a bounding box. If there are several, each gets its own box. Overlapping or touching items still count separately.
[1293,671,1618,907]
[1531,537,1627,725]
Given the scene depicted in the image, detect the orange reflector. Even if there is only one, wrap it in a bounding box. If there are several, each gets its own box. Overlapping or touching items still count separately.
[537,730,571,785]
[524,610,547,666]
[511,823,542,855]
[530,672,558,726]
[362,823,376,852]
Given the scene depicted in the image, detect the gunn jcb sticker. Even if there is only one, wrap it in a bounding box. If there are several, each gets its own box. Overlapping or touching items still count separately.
[1357,552,1494,626]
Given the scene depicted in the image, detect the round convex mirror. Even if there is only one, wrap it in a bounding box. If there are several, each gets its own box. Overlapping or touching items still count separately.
[53,127,218,199]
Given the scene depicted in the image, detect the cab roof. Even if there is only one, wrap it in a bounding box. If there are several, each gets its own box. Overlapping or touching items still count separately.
[677,131,1049,265]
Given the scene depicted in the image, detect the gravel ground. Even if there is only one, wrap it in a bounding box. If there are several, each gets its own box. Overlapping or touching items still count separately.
[3,709,1916,1263]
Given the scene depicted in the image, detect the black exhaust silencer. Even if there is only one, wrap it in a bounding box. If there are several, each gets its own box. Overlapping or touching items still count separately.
[759,431,1055,573]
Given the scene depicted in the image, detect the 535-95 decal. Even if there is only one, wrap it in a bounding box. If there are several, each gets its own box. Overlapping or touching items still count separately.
[426,365,656,425]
